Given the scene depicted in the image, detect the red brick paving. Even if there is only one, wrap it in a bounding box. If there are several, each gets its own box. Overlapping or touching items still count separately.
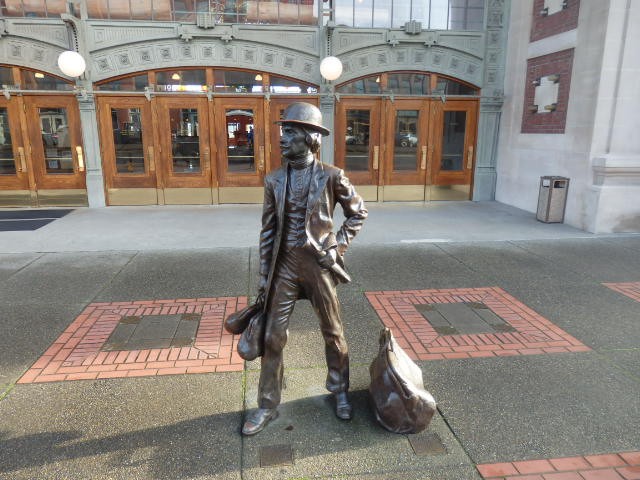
[603,282,640,303]
[365,287,589,360]
[18,297,247,383]
[478,452,640,479]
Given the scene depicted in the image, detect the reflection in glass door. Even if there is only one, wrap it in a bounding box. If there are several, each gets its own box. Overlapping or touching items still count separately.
[225,108,255,173]
[39,108,74,174]
[335,98,380,200]
[112,107,145,174]
[0,107,17,176]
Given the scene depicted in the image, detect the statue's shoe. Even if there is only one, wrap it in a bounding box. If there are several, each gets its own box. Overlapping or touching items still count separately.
[242,408,279,436]
[334,392,353,420]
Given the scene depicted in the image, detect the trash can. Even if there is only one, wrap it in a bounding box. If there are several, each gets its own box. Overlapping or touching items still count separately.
[537,176,569,223]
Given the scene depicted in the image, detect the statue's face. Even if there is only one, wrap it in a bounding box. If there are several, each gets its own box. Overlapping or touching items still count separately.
[280,124,309,158]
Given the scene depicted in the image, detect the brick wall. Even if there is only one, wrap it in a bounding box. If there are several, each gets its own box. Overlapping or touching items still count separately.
[530,0,580,42]
[521,49,575,134]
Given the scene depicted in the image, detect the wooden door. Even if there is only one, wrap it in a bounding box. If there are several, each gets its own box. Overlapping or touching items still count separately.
[0,97,31,205]
[23,96,85,191]
[155,97,213,204]
[97,96,157,205]
[335,98,381,201]
[214,97,265,203]
[382,99,431,200]
[430,100,478,200]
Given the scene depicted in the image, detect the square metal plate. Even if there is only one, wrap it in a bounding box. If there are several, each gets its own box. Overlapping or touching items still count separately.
[259,444,294,467]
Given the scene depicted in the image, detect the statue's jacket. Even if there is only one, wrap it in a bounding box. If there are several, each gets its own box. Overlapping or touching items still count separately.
[259,159,368,302]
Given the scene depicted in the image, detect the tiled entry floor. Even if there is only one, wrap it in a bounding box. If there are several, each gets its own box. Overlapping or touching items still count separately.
[19,297,246,383]
[604,282,640,303]
[366,287,590,360]
[477,451,640,479]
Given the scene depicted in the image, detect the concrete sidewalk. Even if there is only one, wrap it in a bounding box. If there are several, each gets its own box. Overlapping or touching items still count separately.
[0,201,610,254]
[1,202,639,479]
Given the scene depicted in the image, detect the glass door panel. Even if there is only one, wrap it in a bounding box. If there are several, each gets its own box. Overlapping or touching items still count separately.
[39,107,73,174]
[170,108,201,173]
[335,98,381,186]
[112,107,146,174]
[226,108,255,173]
[214,97,264,187]
[440,110,466,172]
[392,110,419,171]
[345,109,371,171]
[0,107,17,175]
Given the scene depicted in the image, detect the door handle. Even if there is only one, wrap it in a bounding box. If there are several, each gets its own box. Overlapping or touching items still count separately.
[76,146,85,172]
[258,146,265,172]
[203,147,210,170]
[421,146,427,170]
[147,146,155,172]
[17,146,27,173]
[373,145,379,170]
[467,146,474,170]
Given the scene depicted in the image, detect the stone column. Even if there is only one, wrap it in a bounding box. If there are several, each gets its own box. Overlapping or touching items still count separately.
[587,0,640,232]
[319,88,336,165]
[473,99,502,200]
[77,90,106,207]
[473,0,510,201]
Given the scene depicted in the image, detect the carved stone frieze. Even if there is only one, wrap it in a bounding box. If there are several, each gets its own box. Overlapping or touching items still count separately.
[333,28,484,60]
[1,39,63,73]
[334,30,386,55]
[90,23,177,51]
[235,27,317,55]
[339,45,482,86]
[3,21,69,49]
[89,40,317,83]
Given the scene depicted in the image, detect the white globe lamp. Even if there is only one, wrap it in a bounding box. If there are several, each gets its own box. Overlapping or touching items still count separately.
[57,51,86,78]
[319,56,343,81]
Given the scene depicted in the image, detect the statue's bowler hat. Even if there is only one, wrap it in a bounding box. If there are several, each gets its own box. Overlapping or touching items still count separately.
[276,102,330,137]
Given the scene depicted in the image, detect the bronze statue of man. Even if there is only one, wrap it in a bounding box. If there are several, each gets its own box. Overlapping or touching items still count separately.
[242,102,368,436]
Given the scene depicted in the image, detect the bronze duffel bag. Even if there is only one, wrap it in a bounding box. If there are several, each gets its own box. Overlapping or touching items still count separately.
[224,301,262,335]
[369,328,437,434]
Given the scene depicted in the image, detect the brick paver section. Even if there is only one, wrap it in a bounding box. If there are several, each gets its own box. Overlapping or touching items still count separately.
[604,282,640,303]
[365,287,589,360]
[477,451,640,479]
[18,297,247,383]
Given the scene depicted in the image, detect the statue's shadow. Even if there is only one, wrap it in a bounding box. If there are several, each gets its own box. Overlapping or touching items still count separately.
[0,389,408,479]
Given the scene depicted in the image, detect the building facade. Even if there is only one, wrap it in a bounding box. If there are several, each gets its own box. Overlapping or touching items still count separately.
[496,0,640,233]
[0,0,638,233]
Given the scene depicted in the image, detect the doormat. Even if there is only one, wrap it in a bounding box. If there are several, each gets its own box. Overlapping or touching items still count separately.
[0,209,73,231]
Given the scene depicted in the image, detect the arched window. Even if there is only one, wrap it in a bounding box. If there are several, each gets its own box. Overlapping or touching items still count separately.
[337,72,478,96]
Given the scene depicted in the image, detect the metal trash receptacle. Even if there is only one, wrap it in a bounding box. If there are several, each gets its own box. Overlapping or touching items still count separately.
[537,176,569,223]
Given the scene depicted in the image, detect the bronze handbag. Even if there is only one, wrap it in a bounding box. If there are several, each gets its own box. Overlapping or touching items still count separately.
[369,328,437,434]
